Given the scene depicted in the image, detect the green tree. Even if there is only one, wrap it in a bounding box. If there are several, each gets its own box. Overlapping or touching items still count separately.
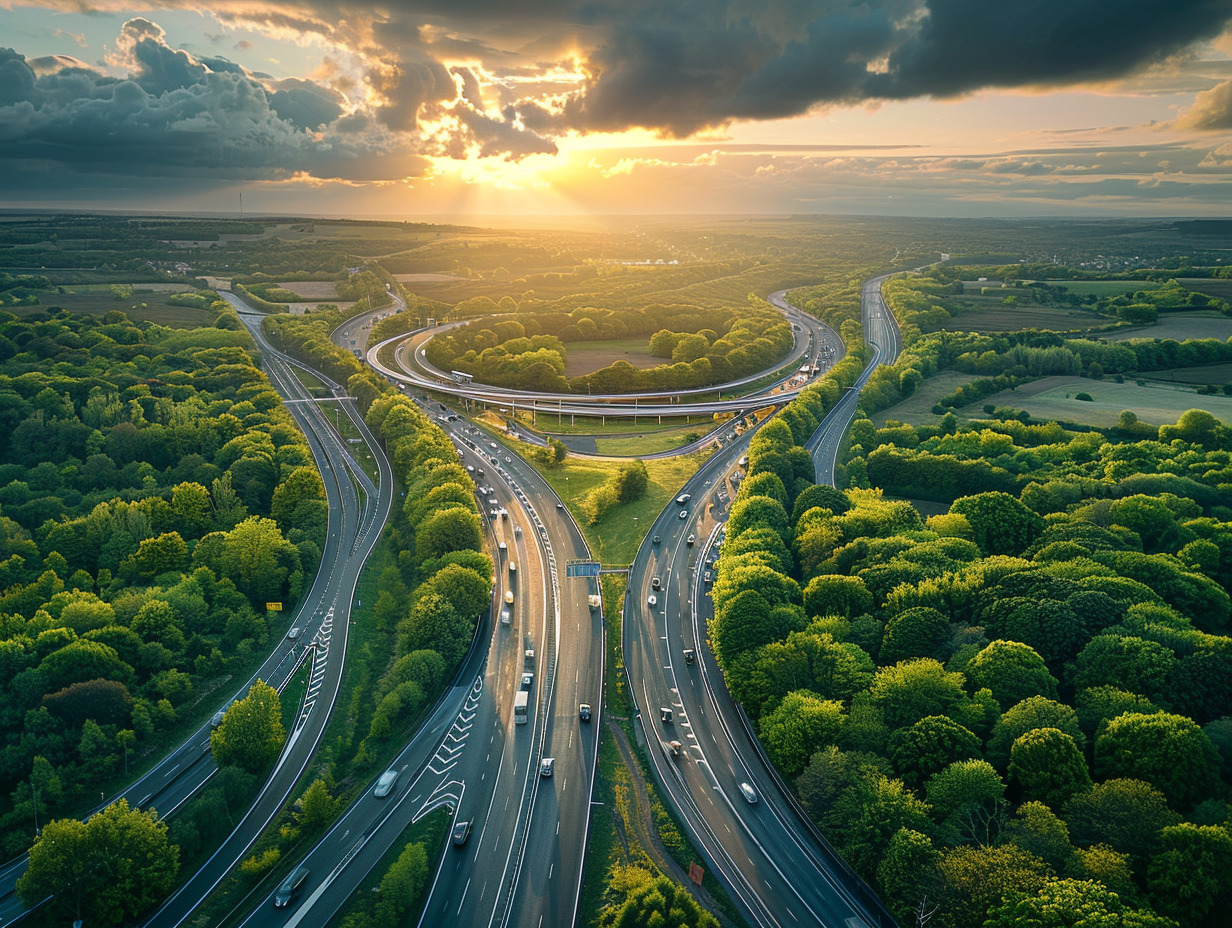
[868,659,972,729]
[598,866,719,928]
[1094,712,1220,809]
[426,564,490,622]
[879,606,951,664]
[373,840,430,928]
[987,696,1084,769]
[967,640,1058,711]
[414,506,482,562]
[877,828,942,927]
[297,778,339,831]
[1064,779,1180,859]
[829,773,934,881]
[926,759,1007,845]
[1145,823,1232,924]
[760,690,845,777]
[938,843,1054,928]
[270,466,325,531]
[1009,728,1092,808]
[887,716,982,789]
[950,491,1044,556]
[210,680,285,774]
[1074,635,1174,699]
[1005,801,1075,872]
[803,574,873,619]
[399,591,472,666]
[987,878,1176,928]
[17,799,179,926]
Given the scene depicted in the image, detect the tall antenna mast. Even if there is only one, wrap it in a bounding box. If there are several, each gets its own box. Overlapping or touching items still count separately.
[239,192,244,221]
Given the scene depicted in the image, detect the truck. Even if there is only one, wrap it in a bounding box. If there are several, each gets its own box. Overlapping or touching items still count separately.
[514,690,529,725]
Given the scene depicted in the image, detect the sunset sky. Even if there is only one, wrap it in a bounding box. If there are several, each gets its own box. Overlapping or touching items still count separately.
[2,1,1231,218]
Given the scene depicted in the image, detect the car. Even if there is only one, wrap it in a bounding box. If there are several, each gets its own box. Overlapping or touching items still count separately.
[579,703,592,722]
[499,508,508,520]
[703,570,713,587]
[509,561,517,573]
[740,782,759,804]
[651,576,661,590]
[684,648,696,665]
[504,590,514,605]
[647,594,658,607]
[489,508,500,519]
[374,768,400,797]
[211,698,237,728]
[653,534,661,545]
[286,626,302,640]
[274,866,310,908]
[488,497,499,507]
[686,534,695,547]
[498,540,507,552]
[452,819,472,846]
[667,740,683,757]
[556,502,565,510]
[514,524,522,536]
[521,672,534,689]
[466,464,475,473]
[660,707,673,723]
[540,757,555,777]
[500,608,511,626]
[504,456,512,464]
[676,493,692,505]
[678,509,688,520]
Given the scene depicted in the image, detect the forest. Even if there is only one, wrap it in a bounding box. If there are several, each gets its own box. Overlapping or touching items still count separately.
[421,297,794,393]
[710,264,1232,927]
[0,303,327,858]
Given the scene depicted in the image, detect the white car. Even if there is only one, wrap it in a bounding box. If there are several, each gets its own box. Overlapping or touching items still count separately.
[740,782,758,804]
[678,509,688,520]
[540,757,555,777]
[374,769,400,797]
[647,594,658,607]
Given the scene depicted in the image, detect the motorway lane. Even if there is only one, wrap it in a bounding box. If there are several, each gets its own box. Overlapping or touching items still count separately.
[419,441,556,928]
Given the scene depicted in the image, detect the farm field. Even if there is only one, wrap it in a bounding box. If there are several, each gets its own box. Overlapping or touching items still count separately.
[1139,362,1232,385]
[1105,312,1232,341]
[939,301,1106,332]
[872,371,987,426]
[1046,279,1161,298]
[277,280,340,299]
[564,337,660,377]
[979,375,1232,428]
[12,288,213,327]
[1179,277,1232,301]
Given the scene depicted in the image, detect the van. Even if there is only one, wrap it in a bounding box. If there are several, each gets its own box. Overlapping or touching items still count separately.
[274,866,310,908]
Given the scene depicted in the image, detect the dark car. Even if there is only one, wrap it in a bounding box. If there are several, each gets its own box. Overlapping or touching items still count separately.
[579,703,592,722]
[274,866,310,908]
[452,819,472,847]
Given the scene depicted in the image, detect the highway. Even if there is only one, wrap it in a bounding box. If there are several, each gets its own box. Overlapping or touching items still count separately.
[621,274,903,928]
[218,314,602,928]
[364,289,840,417]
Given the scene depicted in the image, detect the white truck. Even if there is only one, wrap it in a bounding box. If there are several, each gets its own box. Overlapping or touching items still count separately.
[514,690,529,725]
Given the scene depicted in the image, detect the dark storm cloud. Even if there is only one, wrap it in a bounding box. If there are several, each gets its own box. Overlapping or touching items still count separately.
[507,0,1232,133]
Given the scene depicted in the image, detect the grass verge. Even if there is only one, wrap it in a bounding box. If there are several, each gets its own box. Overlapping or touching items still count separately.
[577,578,747,928]
[325,808,451,928]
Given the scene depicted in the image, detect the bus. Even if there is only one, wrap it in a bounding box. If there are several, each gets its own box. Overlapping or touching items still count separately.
[514,690,529,725]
